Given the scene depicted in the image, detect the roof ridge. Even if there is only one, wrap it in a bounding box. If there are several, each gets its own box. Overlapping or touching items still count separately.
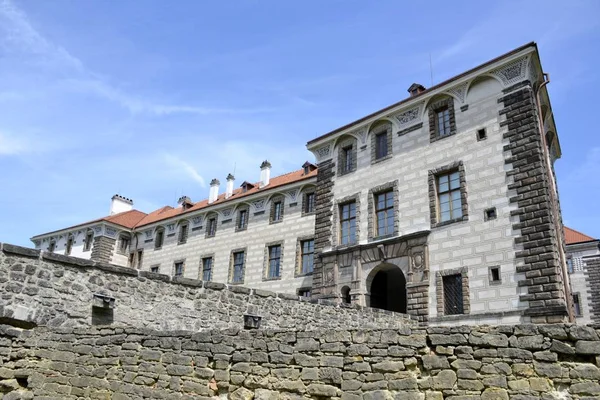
[565,226,596,241]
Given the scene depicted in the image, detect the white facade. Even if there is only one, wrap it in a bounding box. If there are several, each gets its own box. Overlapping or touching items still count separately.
[567,240,600,324]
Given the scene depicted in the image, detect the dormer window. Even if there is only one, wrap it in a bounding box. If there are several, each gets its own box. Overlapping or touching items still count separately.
[302,161,316,176]
[241,181,255,193]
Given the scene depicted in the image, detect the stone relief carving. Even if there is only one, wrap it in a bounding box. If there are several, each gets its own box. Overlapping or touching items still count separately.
[145,230,152,239]
[445,82,469,104]
[93,226,102,234]
[252,199,265,210]
[408,248,428,283]
[314,143,333,162]
[221,208,233,218]
[286,190,298,202]
[167,224,176,233]
[352,128,368,145]
[192,216,203,225]
[489,56,529,87]
[393,106,420,126]
[105,227,117,238]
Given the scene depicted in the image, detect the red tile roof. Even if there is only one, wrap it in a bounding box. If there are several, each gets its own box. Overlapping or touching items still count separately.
[565,226,597,245]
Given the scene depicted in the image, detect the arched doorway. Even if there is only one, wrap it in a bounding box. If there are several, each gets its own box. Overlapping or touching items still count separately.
[368,264,407,313]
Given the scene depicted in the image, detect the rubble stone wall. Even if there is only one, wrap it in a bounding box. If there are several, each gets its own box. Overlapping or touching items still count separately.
[0,243,412,332]
[1,324,600,399]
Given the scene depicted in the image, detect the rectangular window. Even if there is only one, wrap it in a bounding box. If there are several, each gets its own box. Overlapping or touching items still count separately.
[573,293,582,316]
[375,190,394,237]
[48,241,56,253]
[301,239,314,275]
[437,171,462,222]
[207,218,217,237]
[267,245,282,279]
[65,237,73,255]
[137,250,143,269]
[178,223,189,244]
[342,145,353,173]
[443,274,464,315]
[150,265,160,273]
[237,210,248,230]
[304,193,315,214]
[174,261,184,277]
[119,236,130,253]
[273,202,282,222]
[232,251,245,283]
[436,107,451,137]
[567,258,574,274]
[155,230,164,249]
[298,288,311,298]
[375,132,388,159]
[128,252,135,267]
[202,257,213,281]
[340,202,357,245]
[83,232,93,251]
[490,266,501,283]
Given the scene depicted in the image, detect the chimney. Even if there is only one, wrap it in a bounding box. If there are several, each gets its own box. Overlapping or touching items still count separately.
[407,83,426,97]
[208,179,220,204]
[259,160,271,188]
[225,173,235,199]
[178,195,193,210]
[110,194,133,215]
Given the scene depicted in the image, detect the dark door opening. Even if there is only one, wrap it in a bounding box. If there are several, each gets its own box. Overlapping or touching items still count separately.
[369,266,407,313]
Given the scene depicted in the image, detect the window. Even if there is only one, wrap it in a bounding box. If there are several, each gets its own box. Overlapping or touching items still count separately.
[174,261,184,277]
[267,245,282,279]
[341,286,351,304]
[300,239,314,275]
[48,241,56,253]
[206,217,217,237]
[485,207,497,221]
[273,202,282,221]
[270,198,284,223]
[437,171,462,222]
[237,209,248,231]
[65,236,74,256]
[155,229,164,249]
[340,202,357,245]
[342,146,353,173]
[436,107,451,137]
[304,192,315,214]
[202,257,213,281]
[119,235,130,254]
[489,266,501,283]
[567,258,574,274]
[298,288,311,298]
[573,293,582,317]
[477,128,487,141]
[375,132,388,159]
[178,223,189,244]
[136,250,143,269]
[375,190,394,237]
[128,252,135,267]
[443,274,464,315]
[231,251,245,283]
[83,231,93,251]
[150,265,160,273]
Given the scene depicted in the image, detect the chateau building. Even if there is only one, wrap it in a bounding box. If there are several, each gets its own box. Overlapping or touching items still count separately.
[31,42,572,325]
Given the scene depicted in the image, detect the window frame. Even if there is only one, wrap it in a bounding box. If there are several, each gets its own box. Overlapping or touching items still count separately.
[299,238,314,276]
[173,260,185,277]
[48,240,56,253]
[302,191,316,216]
[264,243,283,280]
[236,207,249,232]
[65,235,74,256]
[429,161,468,228]
[340,201,357,246]
[229,249,246,284]
[150,265,160,274]
[370,121,392,164]
[118,234,130,254]
[201,255,214,282]
[428,97,457,143]
[83,231,94,252]
[436,267,470,317]
[205,216,217,238]
[269,196,284,224]
[177,222,189,244]
[572,292,582,317]
[154,228,165,250]
[337,136,357,176]
[333,193,361,248]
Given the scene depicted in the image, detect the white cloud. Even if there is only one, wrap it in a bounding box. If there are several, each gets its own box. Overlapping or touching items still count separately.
[0,130,28,155]
[163,154,207,187]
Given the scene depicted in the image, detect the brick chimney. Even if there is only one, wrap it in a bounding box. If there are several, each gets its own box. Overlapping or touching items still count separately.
[259,160,271,188]
[408,83,426,97]
[110,194,133,215]
[208,179,220,204]
[225,173,235,199]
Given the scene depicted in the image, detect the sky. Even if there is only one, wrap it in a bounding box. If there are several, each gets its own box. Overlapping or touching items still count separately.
[1,0,599,246]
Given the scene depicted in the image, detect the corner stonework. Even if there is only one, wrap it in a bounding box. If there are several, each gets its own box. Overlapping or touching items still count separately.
[90,236,116,264]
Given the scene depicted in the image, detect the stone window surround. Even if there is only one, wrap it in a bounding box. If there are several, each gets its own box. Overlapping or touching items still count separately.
[428,96,457,143]
[117,233,130,255]
[428,161,469,228]
[205,214,218,238]
[269,196,285,224]
[436,267,470,317]
[572,292,582,317]
[337,136,357,176]
[332,193,361,250]
[263,240,284,281]
[150,264,160,273]
[488,265,502,285]
[173,258,186,277]
[83,230,94,252]
[177,221,189,245]
[301,189,316,217]
[229,247,247,284]
[235,206,249,232]
[367,180,400,242]
[295,235,315,277]
[370,121,393,164]
[65,235,74,256]
[154,228,165,250]
[200,253,215,281]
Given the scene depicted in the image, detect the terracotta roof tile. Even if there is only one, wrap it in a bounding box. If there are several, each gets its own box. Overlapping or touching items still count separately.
[565,226,597,245]
[134,167,317,228]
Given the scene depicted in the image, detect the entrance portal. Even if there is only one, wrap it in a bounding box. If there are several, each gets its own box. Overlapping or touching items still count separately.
[368,265,407,313]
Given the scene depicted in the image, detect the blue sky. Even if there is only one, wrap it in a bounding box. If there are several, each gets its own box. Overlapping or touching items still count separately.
[1,0,599,246]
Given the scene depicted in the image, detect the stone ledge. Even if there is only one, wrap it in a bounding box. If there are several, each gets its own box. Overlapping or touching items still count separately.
[95,262,138,276]
[42,252,95,268]
[229,285,251,295]
[204,281,226,290]
[1,243,41,258]
[139,270,170,282]
[172,276,203,287]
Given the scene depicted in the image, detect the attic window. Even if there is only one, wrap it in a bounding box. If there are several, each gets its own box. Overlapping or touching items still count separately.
[304,166,309,175]
[241,181,255,193]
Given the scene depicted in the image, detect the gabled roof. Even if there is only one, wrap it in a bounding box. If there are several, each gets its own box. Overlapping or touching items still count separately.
[31,209,147,239]
[565,226,597,245]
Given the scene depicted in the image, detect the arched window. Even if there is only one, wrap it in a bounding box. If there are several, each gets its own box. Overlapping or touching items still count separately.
[341,286,352,304]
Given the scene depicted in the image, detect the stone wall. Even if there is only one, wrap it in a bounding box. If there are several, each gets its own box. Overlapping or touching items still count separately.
[584,258,600,323]
[0,243,413,332]
[1,323,600,399]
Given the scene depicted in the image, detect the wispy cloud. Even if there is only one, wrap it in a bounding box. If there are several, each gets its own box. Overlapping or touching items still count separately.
[0,0,272,117]
[0,130,53,155]
[163,154,206,187]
